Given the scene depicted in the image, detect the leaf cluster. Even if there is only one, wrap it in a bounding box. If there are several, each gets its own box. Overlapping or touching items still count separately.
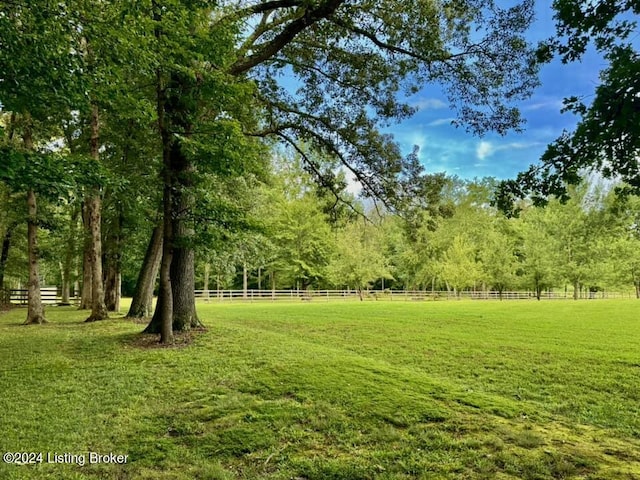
[500,1,640,211]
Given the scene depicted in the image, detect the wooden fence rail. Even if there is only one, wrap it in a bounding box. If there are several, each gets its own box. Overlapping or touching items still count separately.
[8,288,78,306]
[3,288,634,307]
[194,289,636,302]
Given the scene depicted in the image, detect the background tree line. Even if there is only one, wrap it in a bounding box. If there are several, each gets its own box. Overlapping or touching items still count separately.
[2,0,638,342]
[3,153,640,305]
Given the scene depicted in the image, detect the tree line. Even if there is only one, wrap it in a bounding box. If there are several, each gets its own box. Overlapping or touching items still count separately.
[3,158,640,311]
[153,172,640,300]
[1,0,638,342]
[0,0,540,342]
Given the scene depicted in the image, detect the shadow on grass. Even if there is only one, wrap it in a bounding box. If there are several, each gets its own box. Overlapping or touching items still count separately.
[117,327,207,350]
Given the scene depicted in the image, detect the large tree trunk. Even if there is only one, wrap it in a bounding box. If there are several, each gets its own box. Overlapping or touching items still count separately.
[25,188,46,325]
[79,201,92,309]
[145,197,200,336]
[23,124,46,325]
[146,141,201,334]
[85,105,108,322]
[127,224,163,318]
[145,29,203,339]
[85,192,108,321]
[145,51,174,341]
[145,58,203,340]
[171,229,199,331]
[104,261,121,312]
[169,134,201,330]
[59,261,69,304]
[146,171,173,343]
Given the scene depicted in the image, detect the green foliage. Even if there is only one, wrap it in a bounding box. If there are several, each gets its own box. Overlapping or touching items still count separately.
[267,191,334,289]
[440,234,481,293]
[498,1,640,207]
[327,220,391,292]
[478,218,519,293]
[515,204,563,296]
[0,148,72,197]
[0,1,83,118]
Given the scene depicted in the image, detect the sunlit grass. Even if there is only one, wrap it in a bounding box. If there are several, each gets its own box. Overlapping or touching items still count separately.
[0,299,639,479]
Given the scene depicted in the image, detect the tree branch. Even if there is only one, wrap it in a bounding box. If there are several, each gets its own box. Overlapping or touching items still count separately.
[328,16,433,62]
[329,16,489,64]
[228,0,345,76]
[271,56,373,99]
[236,11,299,60]
[275,131,367,220]
[227,0,305,20]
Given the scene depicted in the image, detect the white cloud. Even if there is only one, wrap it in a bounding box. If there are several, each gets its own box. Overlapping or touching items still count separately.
[427,117,456,127]
[475,140,543,162]
[523,99,565,111]
[476,141,494,161]
[408,132,426,154]
[345,173,362,196]
[335,166,363,196]
[411,97,447,111]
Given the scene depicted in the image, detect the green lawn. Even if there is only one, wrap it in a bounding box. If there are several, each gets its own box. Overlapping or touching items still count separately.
[0,300,639,479]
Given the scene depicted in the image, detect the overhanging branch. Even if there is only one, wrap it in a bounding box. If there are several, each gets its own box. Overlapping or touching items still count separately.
[228,0,345,76]
[275,131,368,220]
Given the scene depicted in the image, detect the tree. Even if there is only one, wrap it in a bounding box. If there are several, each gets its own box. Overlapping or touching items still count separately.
[478,218,519,298]
[148,0,541,341]
[269,191,334,290]
[327,220,391,299]
[0,1,83,324]
[74,1,137,323]
[440,234,481,296]
[612,235,640,298]
[516,205,562,300]
[602,194,640,296]
[496,1,640,209]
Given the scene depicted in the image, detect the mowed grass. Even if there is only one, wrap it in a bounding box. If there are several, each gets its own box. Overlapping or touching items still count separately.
[0,300,639,479]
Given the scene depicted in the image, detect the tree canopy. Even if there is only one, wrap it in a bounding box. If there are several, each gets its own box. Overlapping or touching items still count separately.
[0,0,547,341]
[496,0,640,212]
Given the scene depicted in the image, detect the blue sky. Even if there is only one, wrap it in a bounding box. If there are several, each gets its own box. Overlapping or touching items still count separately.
[386,0,605,181]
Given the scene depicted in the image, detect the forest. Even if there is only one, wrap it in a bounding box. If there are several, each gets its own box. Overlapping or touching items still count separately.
[1,0,639,345]
[3,160,640,306]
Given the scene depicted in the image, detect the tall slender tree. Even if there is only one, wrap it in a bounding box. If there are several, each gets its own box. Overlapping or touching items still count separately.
[0,2,82,323]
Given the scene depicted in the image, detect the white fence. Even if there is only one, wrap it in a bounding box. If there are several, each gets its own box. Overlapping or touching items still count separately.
[5,288,634,307]
[194,289,637,302]
[9,287,77,305]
